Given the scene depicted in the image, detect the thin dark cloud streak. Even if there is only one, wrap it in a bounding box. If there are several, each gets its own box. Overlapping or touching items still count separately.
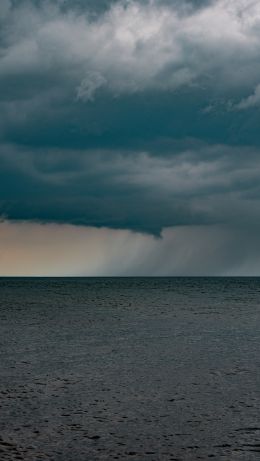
[1,143,260,235]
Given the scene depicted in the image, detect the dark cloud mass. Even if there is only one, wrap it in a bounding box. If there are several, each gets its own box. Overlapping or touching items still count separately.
[1,0,260,273]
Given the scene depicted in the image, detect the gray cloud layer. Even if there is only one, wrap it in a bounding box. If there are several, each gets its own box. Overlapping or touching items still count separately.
[1,0,260,274]
[1,143,260,235]
[2,0,260,100]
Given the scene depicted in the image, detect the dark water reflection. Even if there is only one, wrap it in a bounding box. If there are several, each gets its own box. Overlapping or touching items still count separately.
[0,277,260,460]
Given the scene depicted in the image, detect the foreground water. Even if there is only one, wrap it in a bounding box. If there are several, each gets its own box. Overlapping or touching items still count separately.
[0,277,260,460]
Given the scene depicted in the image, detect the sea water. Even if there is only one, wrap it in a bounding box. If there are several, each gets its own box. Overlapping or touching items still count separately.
[0,277,260,460]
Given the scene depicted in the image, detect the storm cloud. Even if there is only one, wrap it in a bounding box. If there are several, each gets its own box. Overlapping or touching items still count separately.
[1,0,260,274]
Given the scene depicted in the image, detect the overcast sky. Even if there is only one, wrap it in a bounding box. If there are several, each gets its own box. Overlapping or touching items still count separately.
[1,0,260,275]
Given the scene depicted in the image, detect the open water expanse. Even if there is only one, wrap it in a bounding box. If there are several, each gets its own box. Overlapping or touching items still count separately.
[0,277,260,461]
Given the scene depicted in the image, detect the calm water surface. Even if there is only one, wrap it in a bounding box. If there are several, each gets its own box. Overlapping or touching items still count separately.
[0,277,260,460]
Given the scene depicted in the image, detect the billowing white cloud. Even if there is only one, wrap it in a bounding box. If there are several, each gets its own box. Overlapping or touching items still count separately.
[2,0,260,101]
[76,71,107,101]
[236,83,260,109]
